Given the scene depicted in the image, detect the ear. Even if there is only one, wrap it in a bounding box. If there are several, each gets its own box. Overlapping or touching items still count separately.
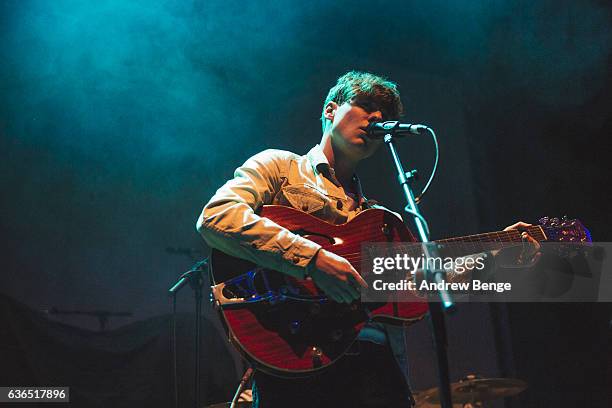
[323,101,338,121]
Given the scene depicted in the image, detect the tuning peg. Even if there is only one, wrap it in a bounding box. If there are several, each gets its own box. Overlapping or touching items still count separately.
[562,215,569,221]
[551,217,560,225]
[539,216,550,225]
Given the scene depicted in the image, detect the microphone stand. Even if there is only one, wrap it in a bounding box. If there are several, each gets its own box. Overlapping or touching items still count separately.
[383,131,455,408]
[168,259,208,408]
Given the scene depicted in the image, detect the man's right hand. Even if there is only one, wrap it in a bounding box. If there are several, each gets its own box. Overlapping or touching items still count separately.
[307,249,368,303]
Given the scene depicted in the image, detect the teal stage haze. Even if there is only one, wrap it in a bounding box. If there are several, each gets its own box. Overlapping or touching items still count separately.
[1,1,611,404]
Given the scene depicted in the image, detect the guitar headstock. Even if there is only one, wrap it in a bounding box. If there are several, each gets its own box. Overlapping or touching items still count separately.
[539,216,592,243]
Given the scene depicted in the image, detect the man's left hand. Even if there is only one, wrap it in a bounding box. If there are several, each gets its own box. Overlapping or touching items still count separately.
[503,221,542,266]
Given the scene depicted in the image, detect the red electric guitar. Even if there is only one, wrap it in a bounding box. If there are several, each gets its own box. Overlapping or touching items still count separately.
[209,205,590,377]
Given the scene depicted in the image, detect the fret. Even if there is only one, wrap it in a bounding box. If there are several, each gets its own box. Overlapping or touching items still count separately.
[433,226,547,257]
[437,226,546,245]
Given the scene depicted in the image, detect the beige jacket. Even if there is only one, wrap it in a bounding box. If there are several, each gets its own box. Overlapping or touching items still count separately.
[197,145,376,277]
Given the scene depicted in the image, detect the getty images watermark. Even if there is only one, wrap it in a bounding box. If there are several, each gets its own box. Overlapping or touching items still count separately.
[359,242,611,302]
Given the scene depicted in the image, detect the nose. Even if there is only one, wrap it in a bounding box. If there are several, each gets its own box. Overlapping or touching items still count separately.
[368,110,383,123]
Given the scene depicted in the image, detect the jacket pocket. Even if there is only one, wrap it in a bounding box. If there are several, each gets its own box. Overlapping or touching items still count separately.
[280,184,328,214]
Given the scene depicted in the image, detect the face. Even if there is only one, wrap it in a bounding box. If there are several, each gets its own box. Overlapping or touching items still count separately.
[326,96,385,161]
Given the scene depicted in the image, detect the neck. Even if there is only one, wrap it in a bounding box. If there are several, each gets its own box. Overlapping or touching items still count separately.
[320,131,358,186]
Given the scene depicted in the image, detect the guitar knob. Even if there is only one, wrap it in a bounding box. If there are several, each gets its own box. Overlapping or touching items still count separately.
[381,223,390,236]
[311,346,323,368]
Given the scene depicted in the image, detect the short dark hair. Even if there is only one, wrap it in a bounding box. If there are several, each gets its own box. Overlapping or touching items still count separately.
[321,71,403,132]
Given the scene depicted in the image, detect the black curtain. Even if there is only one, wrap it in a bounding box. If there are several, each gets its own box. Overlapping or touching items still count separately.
[0,294,239,408]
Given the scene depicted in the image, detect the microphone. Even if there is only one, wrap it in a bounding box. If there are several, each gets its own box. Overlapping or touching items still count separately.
[367,121,428,138]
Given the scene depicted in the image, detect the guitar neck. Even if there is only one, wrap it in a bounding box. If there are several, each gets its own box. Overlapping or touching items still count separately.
[434,225,546,257]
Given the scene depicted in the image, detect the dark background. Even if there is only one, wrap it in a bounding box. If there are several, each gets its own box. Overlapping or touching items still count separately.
[1,0,610,407]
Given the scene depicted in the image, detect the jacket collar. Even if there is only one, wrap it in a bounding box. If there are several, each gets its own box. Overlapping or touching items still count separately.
[306,144,371,208]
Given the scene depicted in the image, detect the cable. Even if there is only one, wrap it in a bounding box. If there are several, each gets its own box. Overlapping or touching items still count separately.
[414,126,439,204]
[403,204,431,236]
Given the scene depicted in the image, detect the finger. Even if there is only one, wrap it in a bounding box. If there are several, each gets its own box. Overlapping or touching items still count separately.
[346,282,361,300]
[349,268,368,288]
[522,233,541,253]
[526,233,541,248]
[325,280,351,303]
[504,221,532,231]
[325,287,344,303]
[337,282,359,302]
[317,279,341,302]
[337,287,354,303]
[532,251,542,264]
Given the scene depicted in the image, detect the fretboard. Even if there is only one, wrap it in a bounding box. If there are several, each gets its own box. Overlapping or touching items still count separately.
[378,225,547,261]
[433,225,546,258]
[420,225,547,257]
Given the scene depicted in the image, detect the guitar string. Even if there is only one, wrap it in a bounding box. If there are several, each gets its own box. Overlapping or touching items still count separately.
[326,232,533,260]
[297,221,572,264]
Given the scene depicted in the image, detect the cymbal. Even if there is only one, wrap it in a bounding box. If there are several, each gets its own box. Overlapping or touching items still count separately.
[418,376,527,404]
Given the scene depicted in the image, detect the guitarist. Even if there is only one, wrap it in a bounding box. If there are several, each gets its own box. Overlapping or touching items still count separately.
[196,71,539,408]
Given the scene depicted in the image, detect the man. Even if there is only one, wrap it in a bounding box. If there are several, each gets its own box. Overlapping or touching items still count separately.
[197,71,537,407]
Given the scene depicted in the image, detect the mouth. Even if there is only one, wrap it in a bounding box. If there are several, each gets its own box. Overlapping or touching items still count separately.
[358,131,369,147]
